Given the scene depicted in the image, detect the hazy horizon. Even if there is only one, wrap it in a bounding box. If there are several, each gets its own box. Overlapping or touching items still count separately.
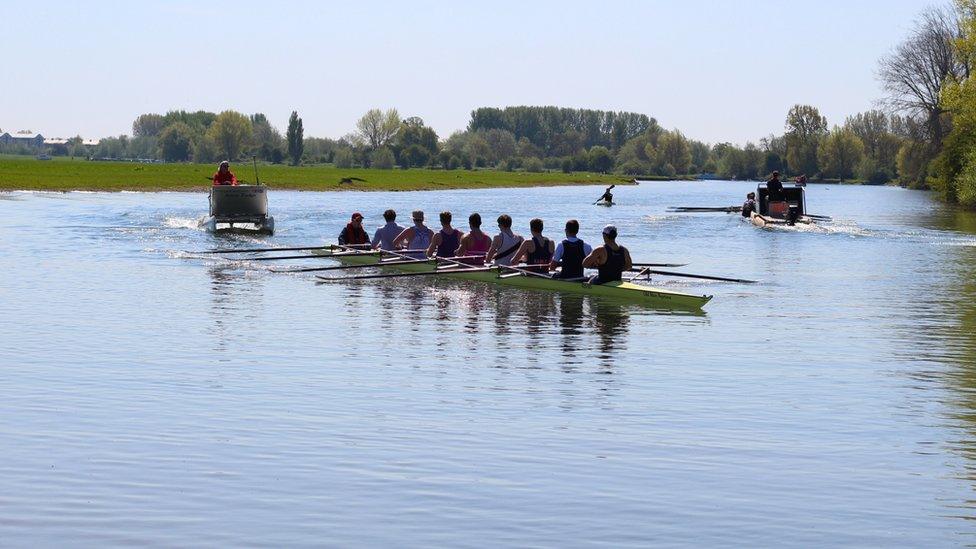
[3,0,935,145]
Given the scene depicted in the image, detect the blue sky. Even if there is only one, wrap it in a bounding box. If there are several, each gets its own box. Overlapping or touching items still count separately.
[1,0,935,145]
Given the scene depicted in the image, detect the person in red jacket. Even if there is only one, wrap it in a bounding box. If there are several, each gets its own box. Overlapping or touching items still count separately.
[338,212,370,247]
[212,161,238,185]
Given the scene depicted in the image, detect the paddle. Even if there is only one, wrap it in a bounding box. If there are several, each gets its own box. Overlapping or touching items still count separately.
[593,184,615,205]
[317,266,494,282]
[630,268,757,284]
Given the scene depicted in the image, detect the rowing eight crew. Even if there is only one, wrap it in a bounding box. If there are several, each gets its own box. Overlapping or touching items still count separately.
[338,209,633,284]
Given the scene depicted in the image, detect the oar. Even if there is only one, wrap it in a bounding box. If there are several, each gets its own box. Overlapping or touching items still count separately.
[631,268,757,284]
[631,262,689,268]
[274,254,483,274]
[498,264,553,279]
[198,244,337,254]
[806,213,832,221]
[244,249,389,261]
[667,206,741,212]
[317,266,494,282]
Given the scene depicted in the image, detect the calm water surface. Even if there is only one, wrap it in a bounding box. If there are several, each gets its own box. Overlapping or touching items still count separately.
[2,181,976,546]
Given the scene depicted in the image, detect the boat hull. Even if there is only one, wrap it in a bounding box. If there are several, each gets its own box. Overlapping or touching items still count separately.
[750,211,813,228]
[315,251,712,310]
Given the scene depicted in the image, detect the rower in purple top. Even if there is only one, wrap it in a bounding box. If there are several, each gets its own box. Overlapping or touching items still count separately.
[509,217,555,273]
[427,211,463,258]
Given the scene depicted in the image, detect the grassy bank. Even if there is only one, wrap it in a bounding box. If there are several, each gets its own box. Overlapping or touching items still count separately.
[0,156,630,192]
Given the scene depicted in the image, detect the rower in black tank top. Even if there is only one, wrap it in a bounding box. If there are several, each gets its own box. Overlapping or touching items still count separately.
[526,236,552,272]
[594,244,627,284]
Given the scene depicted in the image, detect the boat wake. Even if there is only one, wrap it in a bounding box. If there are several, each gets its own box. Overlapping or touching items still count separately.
[163,216,206,230]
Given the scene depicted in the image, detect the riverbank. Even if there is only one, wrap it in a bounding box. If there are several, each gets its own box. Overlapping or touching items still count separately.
[0,156,631,192]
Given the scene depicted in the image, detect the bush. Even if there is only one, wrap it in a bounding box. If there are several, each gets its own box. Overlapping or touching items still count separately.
[561,157,574,173]
[661,163,677,178]
[371,147,395,169]
[447,155,461,170]
[956,150,976,208]
[523,156,544,173]
[334,148,355,168]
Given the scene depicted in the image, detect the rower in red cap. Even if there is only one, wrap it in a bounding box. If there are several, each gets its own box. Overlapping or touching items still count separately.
[338,212,370,248]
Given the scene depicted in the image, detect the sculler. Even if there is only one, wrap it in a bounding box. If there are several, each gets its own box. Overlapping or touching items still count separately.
[212,160,238,186]
[455,212,492,265]
[741,192,757,218]
[597,185,614,204]
[338,212,370,247]
[509,218,554,273]
[550,219,592,279]
[393,210,435,259]
[427,211,463,258]
[371,209,404,251]
[583,224,633,285]
[485,214,524,266]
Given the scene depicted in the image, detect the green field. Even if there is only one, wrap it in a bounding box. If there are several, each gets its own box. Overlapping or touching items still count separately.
[0,156,631,192]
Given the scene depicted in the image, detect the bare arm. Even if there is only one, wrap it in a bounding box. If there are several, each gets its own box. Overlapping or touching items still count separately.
[582,247,606,269]
[510,239,533,265]
[622,247,633,271]
[485,234,503,263]
[456,233,470,257]
[427,232,442,257]
[392,227,413,249]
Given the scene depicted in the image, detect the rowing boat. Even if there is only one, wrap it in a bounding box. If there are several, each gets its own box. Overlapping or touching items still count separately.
[749,211,815,228]
[312,250,713,310]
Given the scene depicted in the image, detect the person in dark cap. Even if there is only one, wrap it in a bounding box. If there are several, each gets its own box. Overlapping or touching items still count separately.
[582,224,632,285]
[338,212,370,247]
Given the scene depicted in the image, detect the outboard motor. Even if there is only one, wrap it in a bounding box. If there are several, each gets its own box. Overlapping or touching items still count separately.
[787,204,800,226]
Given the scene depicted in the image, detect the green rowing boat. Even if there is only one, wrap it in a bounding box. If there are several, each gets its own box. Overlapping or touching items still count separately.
[313,250,713,310]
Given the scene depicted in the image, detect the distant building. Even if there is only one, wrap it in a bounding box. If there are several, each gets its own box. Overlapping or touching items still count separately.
[0,132,45,147]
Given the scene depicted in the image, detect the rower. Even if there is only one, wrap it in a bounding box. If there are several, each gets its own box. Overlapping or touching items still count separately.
[371,209,405,251]
[509,218,554,273]
[212,160,238,186]
[338,212,370,247]
[550,219,592,279]
[485,214,524,266]
[597,185,614,204]
[456,212,492,265]
[582,224,632,285]
[427,211,463,258]
[741,192,757,218]
[392,210,434,259]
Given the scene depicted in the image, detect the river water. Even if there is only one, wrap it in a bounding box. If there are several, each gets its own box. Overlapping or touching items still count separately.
[2,181,976,546]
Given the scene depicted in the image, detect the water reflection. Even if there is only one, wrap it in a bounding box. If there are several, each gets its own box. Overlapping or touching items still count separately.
[207,265,265,354]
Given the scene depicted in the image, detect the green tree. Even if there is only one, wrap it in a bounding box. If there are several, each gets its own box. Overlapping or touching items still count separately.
[588,146,613,173]
[132,114,165,137]
[818,127,865,181]
[656,130,692,174]
[207,110,253,160]
[250,113,285,163]
[286,111,304,165]
[356,108,401,150]
[400,144,430,168]
[785,105,828,176]
[523,156,544,172]
[157,122,194,161]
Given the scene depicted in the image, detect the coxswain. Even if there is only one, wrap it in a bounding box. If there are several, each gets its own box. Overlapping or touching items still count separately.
[455,212,492,265]
[582,224,633,285]
[741,192,757,218]
[427,211,463,258]
[509,218,554,273]
[338,212,370,247]
[371,209,405,251]
[550,219,592,279]
[392,210,435,259]
[485,214,524,266]
[767,170,785,201]
[212,160,238,185]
